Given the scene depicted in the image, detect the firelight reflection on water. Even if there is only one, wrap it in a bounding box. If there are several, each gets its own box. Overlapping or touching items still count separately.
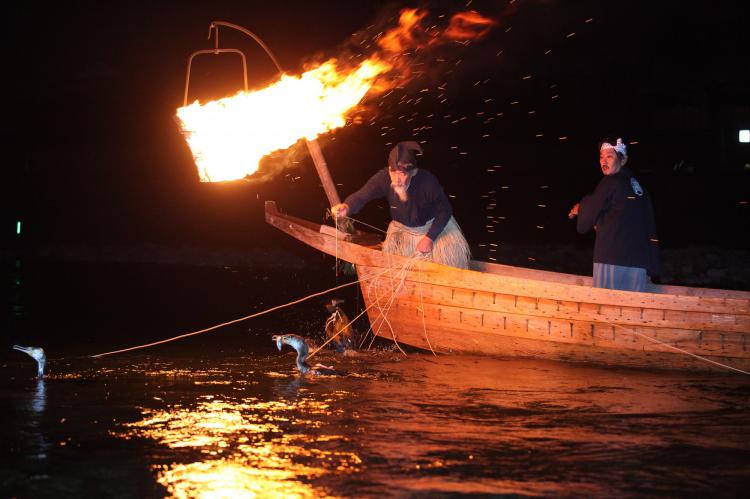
[117,393,362,498]
[4,344,750,497]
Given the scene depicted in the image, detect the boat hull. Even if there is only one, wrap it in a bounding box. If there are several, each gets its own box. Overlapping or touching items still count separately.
[266,201,750,372]
[357,264,750,372]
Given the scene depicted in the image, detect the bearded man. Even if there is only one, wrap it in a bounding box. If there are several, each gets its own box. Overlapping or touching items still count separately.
[331,141,471,269]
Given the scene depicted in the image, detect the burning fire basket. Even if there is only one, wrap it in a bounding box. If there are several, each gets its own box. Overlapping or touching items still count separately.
[180,21,346,218]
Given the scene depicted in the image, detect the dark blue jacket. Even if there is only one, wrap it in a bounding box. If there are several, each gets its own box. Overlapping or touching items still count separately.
[344,168,452,241]
[578,167,660,276]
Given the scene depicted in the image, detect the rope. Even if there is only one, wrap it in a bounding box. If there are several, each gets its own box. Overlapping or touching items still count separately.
[334,211,339,277]
[365,252,403,351]
[342,215,387,234]
[89,265,394,359]
[358,251,413,351]
[360,253,427,355]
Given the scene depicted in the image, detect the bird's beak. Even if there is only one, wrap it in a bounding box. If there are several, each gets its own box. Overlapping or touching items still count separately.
[272,336,282,351]
[13,345,31,354]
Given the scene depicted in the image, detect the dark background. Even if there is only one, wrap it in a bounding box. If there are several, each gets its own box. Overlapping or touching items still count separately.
[2,0,748,266]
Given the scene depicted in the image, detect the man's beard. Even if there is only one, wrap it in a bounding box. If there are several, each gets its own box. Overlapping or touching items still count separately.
[392,183,409,202]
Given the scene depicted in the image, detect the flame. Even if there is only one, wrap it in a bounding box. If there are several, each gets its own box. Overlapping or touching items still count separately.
[177,58,390,182]
[177,8,496,183]
[444,11,496,40]
[377,8,432,53]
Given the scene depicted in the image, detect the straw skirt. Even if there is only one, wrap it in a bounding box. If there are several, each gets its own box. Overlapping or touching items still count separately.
[383,216,471,269]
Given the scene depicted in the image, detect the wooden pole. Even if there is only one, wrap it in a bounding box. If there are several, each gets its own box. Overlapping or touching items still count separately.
[306,139,341,207]
[305,139,353,235]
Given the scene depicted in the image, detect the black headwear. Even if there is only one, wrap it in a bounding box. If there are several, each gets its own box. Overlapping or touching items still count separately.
[388,141,423,172]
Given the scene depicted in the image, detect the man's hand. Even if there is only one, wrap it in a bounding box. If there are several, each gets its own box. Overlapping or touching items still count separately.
[331,203,349,219]
[416,236,433,254]
[568,203,580,219]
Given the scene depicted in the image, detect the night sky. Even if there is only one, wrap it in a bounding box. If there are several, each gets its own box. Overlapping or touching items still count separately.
[3,1,749,262]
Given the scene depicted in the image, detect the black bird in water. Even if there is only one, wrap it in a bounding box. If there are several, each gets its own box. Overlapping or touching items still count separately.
[13,345,46,378]
[272,334,340,375]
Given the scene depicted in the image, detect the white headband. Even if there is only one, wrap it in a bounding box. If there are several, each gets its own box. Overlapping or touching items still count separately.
[600,138,627,156]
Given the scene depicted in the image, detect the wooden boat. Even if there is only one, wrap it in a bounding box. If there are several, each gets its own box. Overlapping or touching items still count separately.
[266,201,750,372]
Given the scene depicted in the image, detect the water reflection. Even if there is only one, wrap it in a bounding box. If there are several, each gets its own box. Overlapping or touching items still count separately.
[25,379,50,461]
[346,355,750,496]
[30,378,46,414]
[118,393,361,497]
[3,345,749,497]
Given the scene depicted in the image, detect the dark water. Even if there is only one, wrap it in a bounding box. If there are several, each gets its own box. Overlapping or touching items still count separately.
[2,261,750,497]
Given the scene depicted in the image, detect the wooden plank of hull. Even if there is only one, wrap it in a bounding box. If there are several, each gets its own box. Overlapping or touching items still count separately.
[378,262,750,316]
[368,317,750,372]
[361,277,750,334]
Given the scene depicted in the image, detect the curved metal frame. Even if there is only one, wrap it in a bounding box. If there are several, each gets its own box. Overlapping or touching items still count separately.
[183,20,285,107]
[183,49,248,106]
[181,20,342,208]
